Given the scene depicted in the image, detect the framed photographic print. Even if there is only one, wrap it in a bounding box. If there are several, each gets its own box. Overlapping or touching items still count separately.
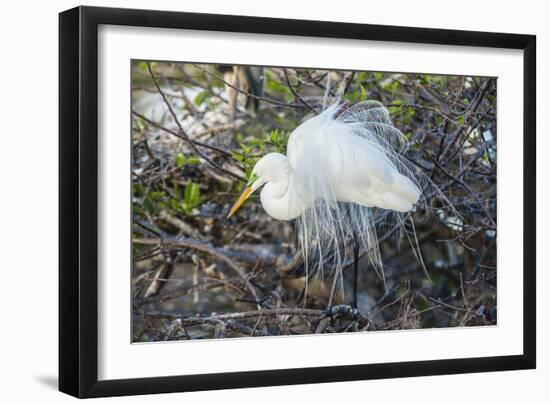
[59,6,536,398]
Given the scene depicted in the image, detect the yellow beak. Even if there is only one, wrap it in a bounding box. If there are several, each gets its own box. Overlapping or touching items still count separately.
[226,186,253,218]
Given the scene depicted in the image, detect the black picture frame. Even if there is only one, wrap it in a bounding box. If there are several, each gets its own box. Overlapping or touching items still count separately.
[59,5,536,398]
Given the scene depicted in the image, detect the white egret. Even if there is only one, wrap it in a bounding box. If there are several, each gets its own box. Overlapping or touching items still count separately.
[227,100,425,308]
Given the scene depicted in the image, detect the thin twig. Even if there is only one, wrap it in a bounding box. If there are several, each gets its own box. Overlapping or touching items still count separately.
[283,69,318,113]
[193,64,310,110]
[146,62,245,182]
[134,236,261,304]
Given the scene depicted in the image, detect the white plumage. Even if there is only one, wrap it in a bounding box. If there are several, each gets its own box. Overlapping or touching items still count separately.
[231,101,421,219]
[228,100,424,301]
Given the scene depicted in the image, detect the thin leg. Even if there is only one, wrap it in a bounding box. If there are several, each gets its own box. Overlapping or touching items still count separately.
[327,271,338,310]
[352,235,359,309]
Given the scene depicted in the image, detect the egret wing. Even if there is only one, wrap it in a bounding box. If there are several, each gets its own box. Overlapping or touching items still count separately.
[287,121,419,212]
[332,134,420,212]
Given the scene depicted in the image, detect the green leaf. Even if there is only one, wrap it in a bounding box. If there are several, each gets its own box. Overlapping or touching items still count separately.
[185,157,200,165]
[138,61,148,71]
[360,85,367,101]
[194,90,209,106]
[270,129,280,143]
[135,116,146,131]
[149,191,165,200]
[244,157,258,167]
[184,182,202,211]
[343,90,359,102]
[175,153,186,168]
[232,151,244,163]
[240,143,252,154]
[143,198,154,213]
[265,72,291,96]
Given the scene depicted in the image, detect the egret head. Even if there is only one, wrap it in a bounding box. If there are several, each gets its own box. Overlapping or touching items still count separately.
[226,152,287,218]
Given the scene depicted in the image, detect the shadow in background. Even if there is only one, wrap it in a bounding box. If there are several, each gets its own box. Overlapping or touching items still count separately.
[35,375,58,390]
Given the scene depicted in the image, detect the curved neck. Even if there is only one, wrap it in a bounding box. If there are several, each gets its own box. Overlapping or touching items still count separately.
[260,165,308,221]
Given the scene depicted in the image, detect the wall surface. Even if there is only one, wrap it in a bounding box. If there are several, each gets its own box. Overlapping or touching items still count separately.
[0,0,546,402]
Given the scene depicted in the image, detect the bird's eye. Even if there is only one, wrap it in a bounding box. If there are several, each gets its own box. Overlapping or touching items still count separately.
[247,173,259,187]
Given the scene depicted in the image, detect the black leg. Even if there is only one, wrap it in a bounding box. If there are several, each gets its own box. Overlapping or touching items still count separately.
[352,235,359,309]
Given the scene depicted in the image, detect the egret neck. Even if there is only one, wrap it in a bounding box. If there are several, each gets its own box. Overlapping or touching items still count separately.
[260,159,309,221]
